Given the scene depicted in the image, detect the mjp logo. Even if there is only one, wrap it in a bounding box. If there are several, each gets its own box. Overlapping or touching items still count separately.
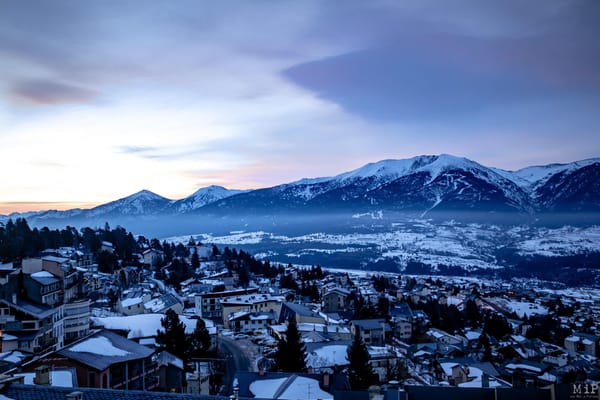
[571,383,599,399]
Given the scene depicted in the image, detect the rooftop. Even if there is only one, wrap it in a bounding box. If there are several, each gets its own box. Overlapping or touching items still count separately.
[57,330,154,371]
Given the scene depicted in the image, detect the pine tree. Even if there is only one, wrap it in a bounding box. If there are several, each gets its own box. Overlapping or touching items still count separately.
[347,328,375,390]
[156,309,188,367]
[274,317,307,372]
[191,248,200,270]
[188,318,212,359]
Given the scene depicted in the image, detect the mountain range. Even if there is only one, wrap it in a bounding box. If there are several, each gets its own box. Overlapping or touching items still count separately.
[2,154,599,230]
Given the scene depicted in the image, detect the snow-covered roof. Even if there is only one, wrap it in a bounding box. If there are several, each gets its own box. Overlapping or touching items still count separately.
[298,323,350,334]
[221,293,281,306]
[58,330,153,370]
[413,349,432,357]
[42,255,69,264]
[91,313,207,338]
[120,297,143,308]
[0,350,28,364]
[70,336,131,356]
[464,331,481,341]
[144,294,180,313]
[30,270,55,279]
[249,375,333,400]
[306,344,349,368]
[504,363,542,373]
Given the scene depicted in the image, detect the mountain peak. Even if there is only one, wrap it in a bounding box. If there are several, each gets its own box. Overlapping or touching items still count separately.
[120,189,170,202]
[170,185,247,212]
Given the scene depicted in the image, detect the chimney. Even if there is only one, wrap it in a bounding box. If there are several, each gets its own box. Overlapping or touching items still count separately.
[66,392,83,400]
[11,293,16,304]
[482,373,489,388]
[322,371,330,388]
[34,365,50,385]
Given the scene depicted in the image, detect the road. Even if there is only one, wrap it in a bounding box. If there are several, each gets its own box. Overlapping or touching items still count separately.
[218,336,252,396]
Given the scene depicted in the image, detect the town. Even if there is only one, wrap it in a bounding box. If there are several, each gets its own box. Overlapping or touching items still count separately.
[0,220,598,400]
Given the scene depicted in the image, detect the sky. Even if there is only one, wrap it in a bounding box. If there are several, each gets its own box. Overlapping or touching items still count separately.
[1,0,599,214]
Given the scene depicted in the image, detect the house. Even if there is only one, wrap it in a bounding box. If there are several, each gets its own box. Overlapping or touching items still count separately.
[117,290,151,316]
[564,333,600,357]
[393,319,412,340]
[426,328,464,346]
[350,319,392,345]
[368,345,402,382]
[228,311,278,333]
[26,330,158,390]
[221,293,282,328]
[436,358,504,387]
[194,287,260,319]
[42,255,80,303]
[279,302,324,325]
[63,299,91,344]
[498,358,551,387]
[322,287,351,313]
[142,249,164,267]
[24,270,62,307]
[155,351,185,392]
[144,293,183,315]
[0,298,62,353]
[186,361,211,395]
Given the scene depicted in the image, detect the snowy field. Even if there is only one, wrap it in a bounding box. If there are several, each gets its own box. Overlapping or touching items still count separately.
[164,221,600,274]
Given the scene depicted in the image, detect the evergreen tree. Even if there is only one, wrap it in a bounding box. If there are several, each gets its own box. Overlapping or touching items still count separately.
[478,333,492,361]
[273,317,307,372]
[156,310,189,367]
[188,318,212,359]
[347,328,376,390]
[191,248,200,270]
[465,298,481,327]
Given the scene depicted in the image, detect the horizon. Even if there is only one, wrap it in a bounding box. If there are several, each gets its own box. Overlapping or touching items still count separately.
[1,1,599,213]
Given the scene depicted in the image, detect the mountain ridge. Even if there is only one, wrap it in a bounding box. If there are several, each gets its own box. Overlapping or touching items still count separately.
[2,155,599,223]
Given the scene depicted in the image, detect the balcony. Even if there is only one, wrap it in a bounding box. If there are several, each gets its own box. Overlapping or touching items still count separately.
[33,336,58,353]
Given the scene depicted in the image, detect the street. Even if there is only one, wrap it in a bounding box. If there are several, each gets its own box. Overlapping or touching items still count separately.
[218,336,252,396]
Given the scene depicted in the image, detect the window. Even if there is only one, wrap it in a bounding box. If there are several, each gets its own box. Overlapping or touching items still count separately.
[88,371,96,387]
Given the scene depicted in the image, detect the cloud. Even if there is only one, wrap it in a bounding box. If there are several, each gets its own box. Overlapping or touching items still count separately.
[283,0,600,122]
[117,146,160,155]
[10,79,97,105]
[0,0,598,210]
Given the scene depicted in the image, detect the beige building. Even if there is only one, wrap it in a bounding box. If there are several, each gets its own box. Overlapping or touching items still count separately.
[221,293,282,329]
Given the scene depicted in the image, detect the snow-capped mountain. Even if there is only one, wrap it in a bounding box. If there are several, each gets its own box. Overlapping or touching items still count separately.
[493,158,600,211]
[530,161,600,211]
[86,190,172,217]
[205,154,535,214]
[168,185,247,213]
[2,155,599,229]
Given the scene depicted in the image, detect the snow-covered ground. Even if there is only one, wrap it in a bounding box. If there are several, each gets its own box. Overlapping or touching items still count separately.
[164,221,600,274]
[516,226,600,257]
